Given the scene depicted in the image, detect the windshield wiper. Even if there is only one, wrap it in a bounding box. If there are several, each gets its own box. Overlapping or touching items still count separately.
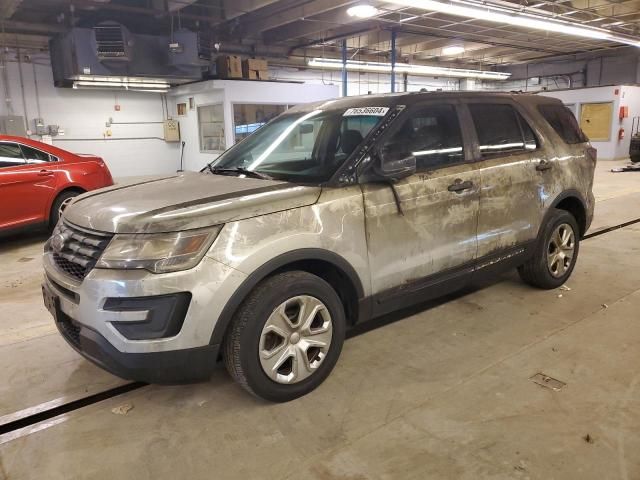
[208,166,272,180]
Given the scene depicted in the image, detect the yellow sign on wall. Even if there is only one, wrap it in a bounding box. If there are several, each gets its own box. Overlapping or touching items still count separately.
[580,102,613,142]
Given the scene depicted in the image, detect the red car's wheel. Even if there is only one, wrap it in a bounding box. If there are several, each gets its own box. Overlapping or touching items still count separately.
[49,190,83,230]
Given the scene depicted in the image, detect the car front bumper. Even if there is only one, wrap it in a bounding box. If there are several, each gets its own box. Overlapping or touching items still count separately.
[42,250,247,383]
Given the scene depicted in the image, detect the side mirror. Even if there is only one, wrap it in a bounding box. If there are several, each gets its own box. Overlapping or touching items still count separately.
[372,148,416,181]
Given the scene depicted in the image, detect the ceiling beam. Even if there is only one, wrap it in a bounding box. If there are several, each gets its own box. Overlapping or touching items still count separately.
[262,4,367,43]
[0,19,66,34]
[241,0,358,34]
[222,0,283,20]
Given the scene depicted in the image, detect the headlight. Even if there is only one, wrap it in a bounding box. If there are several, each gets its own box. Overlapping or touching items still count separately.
[96,226,222,273]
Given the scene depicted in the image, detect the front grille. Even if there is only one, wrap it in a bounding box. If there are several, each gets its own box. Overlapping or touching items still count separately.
[50,222,112,281]
[58,313,81,348]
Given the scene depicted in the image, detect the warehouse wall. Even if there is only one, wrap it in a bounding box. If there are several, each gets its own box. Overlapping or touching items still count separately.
[268,66,460,94]
[499,49,640,90]
[541,85,640,161]
[0,57,180,178]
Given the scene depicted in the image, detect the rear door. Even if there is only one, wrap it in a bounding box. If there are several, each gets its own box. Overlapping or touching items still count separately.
[0,142,58,230]
[464,101,544,261]
[361,101,480,310]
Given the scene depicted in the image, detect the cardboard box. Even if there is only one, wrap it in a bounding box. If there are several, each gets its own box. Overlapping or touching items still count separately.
[217,55,242,79]
[243,58,269,80]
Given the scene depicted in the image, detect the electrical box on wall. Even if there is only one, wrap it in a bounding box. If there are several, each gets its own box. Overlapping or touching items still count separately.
[0,116,26,136]
[164,119,181,142]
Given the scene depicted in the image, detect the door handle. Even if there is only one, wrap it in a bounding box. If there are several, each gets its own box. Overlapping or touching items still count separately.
[536,161,553,172]
[448,179,474,193]
[38,169,54,176]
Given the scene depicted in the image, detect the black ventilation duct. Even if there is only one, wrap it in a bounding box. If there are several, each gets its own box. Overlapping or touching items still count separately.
[50,23,209,91]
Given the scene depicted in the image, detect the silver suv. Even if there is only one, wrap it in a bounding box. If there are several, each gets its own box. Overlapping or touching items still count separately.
[42,92,595,402]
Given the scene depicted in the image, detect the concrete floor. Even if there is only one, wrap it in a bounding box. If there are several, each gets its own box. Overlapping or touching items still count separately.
[1,160,640,479]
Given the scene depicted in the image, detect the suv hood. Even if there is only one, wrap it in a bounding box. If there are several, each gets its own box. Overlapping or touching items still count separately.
[64,172,321,234]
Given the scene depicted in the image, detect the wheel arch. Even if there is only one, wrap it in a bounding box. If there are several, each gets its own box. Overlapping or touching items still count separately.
[550,190,588,237]
[209,249,365,348]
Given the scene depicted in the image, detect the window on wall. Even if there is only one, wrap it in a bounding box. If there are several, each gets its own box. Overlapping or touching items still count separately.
[198,104,225,152]
[233,104,288,143]
[468,103,538,158]
[579,102,612,142]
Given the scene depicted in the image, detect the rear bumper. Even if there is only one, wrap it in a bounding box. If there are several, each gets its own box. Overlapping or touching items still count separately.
[55,306,219,383]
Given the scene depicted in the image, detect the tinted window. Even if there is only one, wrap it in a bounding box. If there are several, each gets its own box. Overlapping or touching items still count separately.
[0,143,25,169]
[21,145,51,163]
[538,104,588,144]
[520,114,538,151]
[469,104,538,157]
[382,104,464,171]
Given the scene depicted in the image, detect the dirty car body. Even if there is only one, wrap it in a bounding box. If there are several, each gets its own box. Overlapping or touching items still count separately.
[42,92,595,400]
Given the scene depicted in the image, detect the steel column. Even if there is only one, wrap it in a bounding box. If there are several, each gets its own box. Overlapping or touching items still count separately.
[341,39,348,97]
[390,29,397,93]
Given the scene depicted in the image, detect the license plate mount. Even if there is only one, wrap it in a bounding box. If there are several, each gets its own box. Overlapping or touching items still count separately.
[42,284,60,322]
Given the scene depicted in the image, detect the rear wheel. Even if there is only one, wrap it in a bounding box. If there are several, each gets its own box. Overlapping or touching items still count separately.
[518,208,580,289]
[49,190,82,230]
[223,271,346,402]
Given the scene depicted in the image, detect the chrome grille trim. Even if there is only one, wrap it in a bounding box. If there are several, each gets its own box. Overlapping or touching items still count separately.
[50,221,113,281]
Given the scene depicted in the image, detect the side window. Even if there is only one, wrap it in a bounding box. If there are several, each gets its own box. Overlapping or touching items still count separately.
[0,143,25,169]
[382,104,464,171]
[538,104,588,144]
[21,145,52,164]
[469,104,538,158]
[519,114,538,151]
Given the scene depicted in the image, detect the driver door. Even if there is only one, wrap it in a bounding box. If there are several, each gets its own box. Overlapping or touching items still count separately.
[360,101,480,313]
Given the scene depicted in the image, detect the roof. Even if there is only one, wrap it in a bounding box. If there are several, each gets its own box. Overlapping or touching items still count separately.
[290,90,560,113]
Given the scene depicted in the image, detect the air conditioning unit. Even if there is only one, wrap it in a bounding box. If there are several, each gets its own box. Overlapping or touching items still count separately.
[93,23,130,61]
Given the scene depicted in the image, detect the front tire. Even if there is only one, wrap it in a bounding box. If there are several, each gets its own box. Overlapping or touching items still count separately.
[518,208,580,289]
[223,271,346,402]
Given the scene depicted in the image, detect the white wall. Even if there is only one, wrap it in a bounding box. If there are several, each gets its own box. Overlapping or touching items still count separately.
[169,79,339,171]
[618,86,640,160]
[540,86,630,160]
[0,56,180,177]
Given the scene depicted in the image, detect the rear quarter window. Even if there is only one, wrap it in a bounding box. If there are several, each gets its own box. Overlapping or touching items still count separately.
[538,104,588,144]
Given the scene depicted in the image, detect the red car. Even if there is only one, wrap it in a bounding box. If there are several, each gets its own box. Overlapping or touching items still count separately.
[0,136,113,234]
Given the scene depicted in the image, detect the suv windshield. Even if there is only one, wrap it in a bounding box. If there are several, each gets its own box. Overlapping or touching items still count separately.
[208,107,388,183]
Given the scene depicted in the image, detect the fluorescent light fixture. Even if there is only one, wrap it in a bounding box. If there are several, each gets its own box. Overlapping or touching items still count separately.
[72,75,170,85]
[386,0,640,48]
[442,45,465,55]
[346,3,380,18]
[307,57,511,80]
[72,79,170,93]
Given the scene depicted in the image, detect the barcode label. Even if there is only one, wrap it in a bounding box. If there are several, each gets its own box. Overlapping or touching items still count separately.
[343,107,389,117]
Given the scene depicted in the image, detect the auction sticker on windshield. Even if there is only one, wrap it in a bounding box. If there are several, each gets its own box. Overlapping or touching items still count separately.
[343,107,389,117]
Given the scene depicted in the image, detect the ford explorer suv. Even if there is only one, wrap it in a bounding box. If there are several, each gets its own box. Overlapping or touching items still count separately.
[42,92,595,402]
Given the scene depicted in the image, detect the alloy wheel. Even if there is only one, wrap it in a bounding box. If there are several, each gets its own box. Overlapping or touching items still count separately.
[547,223,575,278]
[259,295,333,384]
